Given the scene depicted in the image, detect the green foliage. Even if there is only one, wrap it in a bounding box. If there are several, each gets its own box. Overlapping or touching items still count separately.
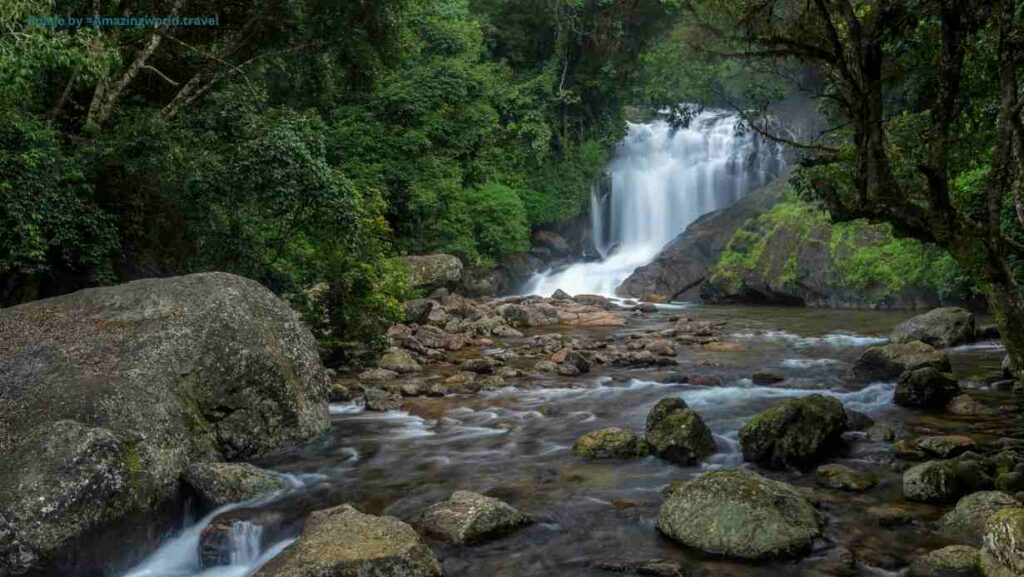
[437,182,531,265]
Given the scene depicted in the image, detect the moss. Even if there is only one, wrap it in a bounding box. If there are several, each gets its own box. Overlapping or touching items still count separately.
[121,441,145,497]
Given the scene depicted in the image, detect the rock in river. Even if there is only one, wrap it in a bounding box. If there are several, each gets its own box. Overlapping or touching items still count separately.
[854,341,952,382]
[644,398,716,465]
[184,462,289,509]
[895,367,961,409]
[890,307,976,349]
[657,469,823,560]
[0,273,329,575]
[255,504,441,577]
[980,508,1024,577]
[573,427,650,459]
[816,464,877,492]
[939,491,1020,545]
[738,394,848,469]
[904,457,993,503]
[420,490,529,544]
[908,545,980,577]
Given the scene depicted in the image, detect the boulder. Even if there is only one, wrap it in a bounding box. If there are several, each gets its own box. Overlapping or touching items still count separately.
[867,424,896,442]
[854,341,952,381]
[644,398,716,465]
[815,464,877,492]
[908,545,980,577]
[532,231,572,257]
[415,325,468,351]
[656,469,823,560]
[405,299,437,324]
[940,492,1020,545]
[254,505,441,577]
[377,349,422,374]
[738,394,848,469]
[400,254,463,290]
[363,388,401,411]
[895,368,961,408]
[419,491,529,544]
[459,267,509,297]
[358,368,399,382]
[845,409,875,431]
[573,427,650,459]
[980,508,1024,577]
[891,307,976,348]
[551,289,572,300]
[0,273,329,574]
[904,458,993,503]
[184,463,288,509]
[919,435,977,459]
[948,395,999,417]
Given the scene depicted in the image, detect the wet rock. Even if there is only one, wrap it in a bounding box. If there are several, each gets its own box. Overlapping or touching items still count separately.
[845,410,875,431]
[948,395,999,417]
[573,427,650,459]
[550,349,590,374]
[980,508,1024,577]
[415,325,468,351]
[255,505,441,577]
[645,339,676,357]
[532,231,571,256]
[401,254,463,290]
[854,341,952,381]
[551,289,572,300]
[867,424,896,442]
[904,458,993,503]
[459,357,500,374]
[459,267,508,297]
[405,299,437,324]
[996,473,1024,493]
[364,388,401,411]
[894,438,929,460]
[939,491,1020,545]
[200,508,288,568]
[895,367,961,409]
[378,349,422,374]
[593,559,689,576]
[815,464,877,492]
[0,273,329,573]
[891,307,976,348]
[184,463,287,509]
[636,303,659,313]
[811,547,859,577]
[908,545,980,577]
[420,491,529,545]
[476,375,506,391]
[644,398,716,465]
[573,294,610,307]
[656,469,823,560]
[687,374,723,387]
[752,371,785,385]
[440,372,478,393]
[359,367,399,382]
[497,303,560,328]
[534,360,558,373]
[646,371,688,384]
[919,435,977,459]
[739,394,848,469]
[867,505,914,527]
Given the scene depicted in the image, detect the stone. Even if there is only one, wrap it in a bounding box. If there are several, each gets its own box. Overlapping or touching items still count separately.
[550,289,572,300]
[364,388,401,411]
[867,505,913,527]
[948,395,999,417]
[359,367,399,381]
[184,463,287,509]
[891,307,976,348]
[908,545,980,577]
[419,491,529,544]
[644,398,716,465]
[415,325,467,351]
[459,267,508,297]
[940,492,1020,545]
[0,273,329,574]
[440,372,478,393]
[904,459,993,503]
[816,464,877,492]
[996,473,1024,493]
[867,424,896,442]
[752,371,785,385]
[919,435,977,459]
[378,349,422,374]
[400,254,463,290]
[573,427,650,459]
[550,348,590,374]
[459,357,499,374]
[405,299,437,324]
[200,508,289,568]
[254,505,441,577]
[738,394,848,469]
[854,341,952,381]
[895,367,961,409]
[656,469,823,560]
[980,508,1024,577]
[533,360,558,373]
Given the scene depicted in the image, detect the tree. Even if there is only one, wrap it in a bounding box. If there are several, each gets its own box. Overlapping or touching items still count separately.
[682,0,1024,387]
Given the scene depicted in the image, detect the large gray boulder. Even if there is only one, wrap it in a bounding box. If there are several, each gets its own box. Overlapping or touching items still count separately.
[854,341,952,382]
[0,273,330,575]
[255,505,441,577]
[419,491,529,544]
[183,462,289,509]
[738,394,848,469]
[904,458,994,503]
[657,469,823,559]
[400,254,463,290]
[891,307,976,348]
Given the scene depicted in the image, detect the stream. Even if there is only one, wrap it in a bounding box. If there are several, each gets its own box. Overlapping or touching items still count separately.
[118,304,1011,577]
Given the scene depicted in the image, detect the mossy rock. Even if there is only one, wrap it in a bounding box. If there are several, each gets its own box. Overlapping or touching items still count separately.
[939,491,1020,546]
[644,398,715,465]
[980,508,1024,577]
[815,464,877,492]
[419,491,529,544]
[572,427,650,459]
[738,394,847,469]
[908,545,980,577]
[854,341,951,382]
[904,458,994,503]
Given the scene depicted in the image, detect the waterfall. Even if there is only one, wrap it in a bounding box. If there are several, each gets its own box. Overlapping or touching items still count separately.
[523,109,785,298]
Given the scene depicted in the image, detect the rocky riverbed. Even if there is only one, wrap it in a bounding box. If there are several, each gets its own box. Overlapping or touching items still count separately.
[97,292,1023,577]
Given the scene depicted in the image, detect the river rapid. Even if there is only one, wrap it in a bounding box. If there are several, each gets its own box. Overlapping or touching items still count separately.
[117,303,1016,577]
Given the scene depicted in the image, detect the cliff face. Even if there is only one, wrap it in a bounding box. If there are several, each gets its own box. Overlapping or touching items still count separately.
[618,176,974,309]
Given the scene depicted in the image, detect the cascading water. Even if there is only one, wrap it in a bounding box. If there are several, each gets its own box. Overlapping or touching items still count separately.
[523,109,785,297]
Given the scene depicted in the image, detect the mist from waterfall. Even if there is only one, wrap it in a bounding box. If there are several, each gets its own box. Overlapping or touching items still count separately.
[523,109,785,298]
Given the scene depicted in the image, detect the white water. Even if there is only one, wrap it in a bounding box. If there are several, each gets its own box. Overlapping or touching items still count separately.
[524,109,784,297]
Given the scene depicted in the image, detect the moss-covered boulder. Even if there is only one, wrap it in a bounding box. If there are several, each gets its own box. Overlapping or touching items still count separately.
[656,469,823,559]
[255,505,441,577]
[908,545,980,577]
[572,427,650,459]
[400,254,463,290]
[904,458,994,503]
[184,462,289,509]
[891,307,976,349]
[980,508,1024,577]
[419,491,529,544]
[644,398,716,465]
[940,492,1020,545]
[738,395,847,469]
[0,273,329,575]
[815,464,877,492]
[895,368,961,408]
[854,341,952,382]
[377,349,422,374]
